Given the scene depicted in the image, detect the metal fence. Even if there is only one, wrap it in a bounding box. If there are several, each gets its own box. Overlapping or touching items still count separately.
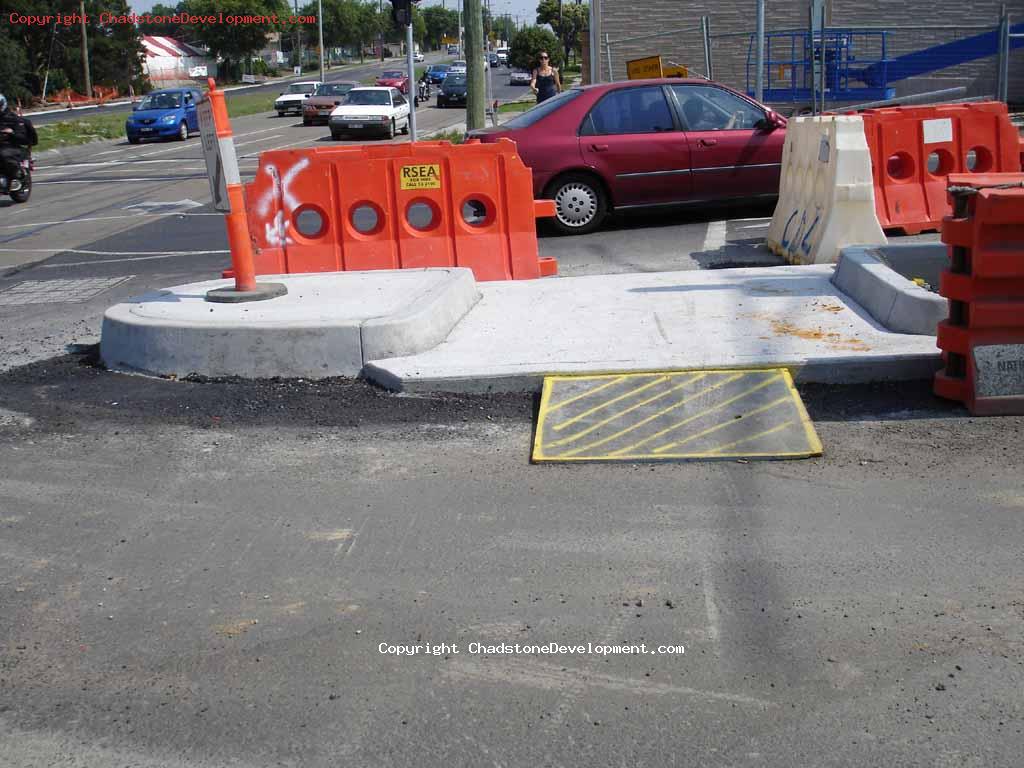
[593,1,1024,109]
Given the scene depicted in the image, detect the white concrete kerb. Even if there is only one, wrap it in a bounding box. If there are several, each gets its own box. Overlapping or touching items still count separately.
[100,269,480,379]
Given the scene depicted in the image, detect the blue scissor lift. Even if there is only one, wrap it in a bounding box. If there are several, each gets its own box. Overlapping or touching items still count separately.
[747,23,1024,105]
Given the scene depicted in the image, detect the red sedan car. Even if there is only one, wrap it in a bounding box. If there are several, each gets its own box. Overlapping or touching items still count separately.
[376,69,410,94]
[469,78,787,235]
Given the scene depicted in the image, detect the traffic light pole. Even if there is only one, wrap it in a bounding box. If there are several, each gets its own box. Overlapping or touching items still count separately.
[407,21,417,142]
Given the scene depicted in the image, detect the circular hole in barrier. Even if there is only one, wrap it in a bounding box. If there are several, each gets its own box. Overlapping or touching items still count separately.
[461,198,491,227]
[351,203,382,234]
[927,149,955,176]
[965,146,993,173]
[886,151,915,180]
[293,206,326,238]
[406,200,439,231]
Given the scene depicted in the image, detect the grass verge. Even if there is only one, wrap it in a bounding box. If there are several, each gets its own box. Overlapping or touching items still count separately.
[430,129,465,144]
[497,100,534,115]
[35,113,127,153]
[224,92,278,117]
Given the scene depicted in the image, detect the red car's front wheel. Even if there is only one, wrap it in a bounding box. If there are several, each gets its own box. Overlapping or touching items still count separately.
[545,173,608,236]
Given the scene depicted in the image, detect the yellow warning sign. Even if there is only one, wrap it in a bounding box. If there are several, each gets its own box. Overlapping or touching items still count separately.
[663,65,689,78]
[532,369,822,463]
[626,55,663,80]
[400,164,442,190]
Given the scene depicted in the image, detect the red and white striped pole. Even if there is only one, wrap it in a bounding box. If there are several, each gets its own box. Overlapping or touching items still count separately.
[201,78,286,303]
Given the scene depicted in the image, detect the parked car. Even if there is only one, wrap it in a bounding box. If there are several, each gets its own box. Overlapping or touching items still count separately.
[274,81,320,116]
[446,44,460,55]
[329,87,411,140]
[488,53,499,68]
[376,69,410,94]
[468,78,787,235]
[413,51,425,63]
[509,69,532,85]
[425,64,450,84]
[437,73,467,108]
[448,60,467,75]
[302,82,358,125]
[125,88,203,144]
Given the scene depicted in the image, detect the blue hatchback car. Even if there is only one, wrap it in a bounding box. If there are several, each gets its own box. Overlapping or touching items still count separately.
[425,65,450,85]
[125,88,203,144]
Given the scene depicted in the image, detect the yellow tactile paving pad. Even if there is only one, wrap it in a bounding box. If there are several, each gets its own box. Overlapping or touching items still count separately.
[532,369,823,463]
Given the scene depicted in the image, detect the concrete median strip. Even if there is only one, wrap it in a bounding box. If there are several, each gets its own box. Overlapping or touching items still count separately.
[99,263,945,390]
[100,268,480,379]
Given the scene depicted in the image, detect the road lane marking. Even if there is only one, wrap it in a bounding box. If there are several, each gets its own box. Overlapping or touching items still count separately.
[702,220,728,251]
[0,212,219,230]
[33,176,207,185]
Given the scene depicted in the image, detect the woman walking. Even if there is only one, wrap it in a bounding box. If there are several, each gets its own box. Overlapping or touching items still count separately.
[530,51,561,104]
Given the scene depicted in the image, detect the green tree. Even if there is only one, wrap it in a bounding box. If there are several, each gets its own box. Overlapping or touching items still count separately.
[87,0,147,92]
[183,0,288,80]
[509,25,561,71]
[352,1,382,62]
[422,5,458,50]
[536,0,587,64]
[0,29,32,104]
[146,2,188,38]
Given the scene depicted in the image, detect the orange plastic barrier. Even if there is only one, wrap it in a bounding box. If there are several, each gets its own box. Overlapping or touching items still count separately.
[934,173,1024,415]
[859,102,1021,235]
[241,139,557,282]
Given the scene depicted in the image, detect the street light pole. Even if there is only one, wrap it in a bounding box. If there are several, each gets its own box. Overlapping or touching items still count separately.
[318,0,326,75]
[79,0,92,98]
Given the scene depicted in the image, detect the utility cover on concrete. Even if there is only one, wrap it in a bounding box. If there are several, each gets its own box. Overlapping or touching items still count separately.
[532,369,822,463]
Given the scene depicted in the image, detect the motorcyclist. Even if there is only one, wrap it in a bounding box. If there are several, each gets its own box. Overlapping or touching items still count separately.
[0,94,33,192]
[418,71,431,100]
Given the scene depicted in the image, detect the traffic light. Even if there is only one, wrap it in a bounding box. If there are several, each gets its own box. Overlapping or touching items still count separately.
[391,0,417,26]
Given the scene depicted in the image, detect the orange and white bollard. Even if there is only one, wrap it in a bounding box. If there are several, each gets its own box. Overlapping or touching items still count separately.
[200,77,286,303]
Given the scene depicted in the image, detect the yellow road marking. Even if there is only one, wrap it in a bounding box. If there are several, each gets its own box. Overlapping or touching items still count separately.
[609,373,783,457]
[552,373,742,456]
[652,395,792,454]
[545,375,627,414]
[552,375,672,432]
[548,374,708,450]
[703,420,797,455]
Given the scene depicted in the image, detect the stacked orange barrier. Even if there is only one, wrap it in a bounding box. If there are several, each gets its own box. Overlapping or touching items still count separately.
[859,102,1021,235]
[934,172,1024,415]
[240,139,557,282]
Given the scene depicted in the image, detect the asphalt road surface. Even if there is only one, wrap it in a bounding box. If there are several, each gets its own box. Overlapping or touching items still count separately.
[26,52,470,126]
[1,354,1023,767]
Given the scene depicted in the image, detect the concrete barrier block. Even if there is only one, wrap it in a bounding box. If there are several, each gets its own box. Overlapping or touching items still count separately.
[767,116,887,265]
[832,245,948,336]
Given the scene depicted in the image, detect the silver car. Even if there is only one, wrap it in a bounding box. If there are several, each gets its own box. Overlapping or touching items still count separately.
[509,69,532,86]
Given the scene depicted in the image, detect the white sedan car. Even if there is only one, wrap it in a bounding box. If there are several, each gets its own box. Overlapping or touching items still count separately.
[274,81,321,116]
[509,69,532,85]
[449,60,467,75]
[329,87,411,140]
[413,51,425,62]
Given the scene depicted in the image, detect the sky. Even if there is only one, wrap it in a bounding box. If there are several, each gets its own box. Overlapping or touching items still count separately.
[128,0,544,25]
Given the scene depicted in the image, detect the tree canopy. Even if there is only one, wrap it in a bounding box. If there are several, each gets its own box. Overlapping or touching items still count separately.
[510,26,562,71]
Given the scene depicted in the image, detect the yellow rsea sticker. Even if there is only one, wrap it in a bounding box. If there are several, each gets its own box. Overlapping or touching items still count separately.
[400,164,442,190]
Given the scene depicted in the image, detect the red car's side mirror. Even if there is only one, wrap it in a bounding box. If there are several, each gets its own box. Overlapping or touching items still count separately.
[762,110,786,131]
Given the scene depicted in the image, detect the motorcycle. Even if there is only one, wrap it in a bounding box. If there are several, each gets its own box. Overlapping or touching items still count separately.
[417,79,431,104]
[0,150,31,204]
